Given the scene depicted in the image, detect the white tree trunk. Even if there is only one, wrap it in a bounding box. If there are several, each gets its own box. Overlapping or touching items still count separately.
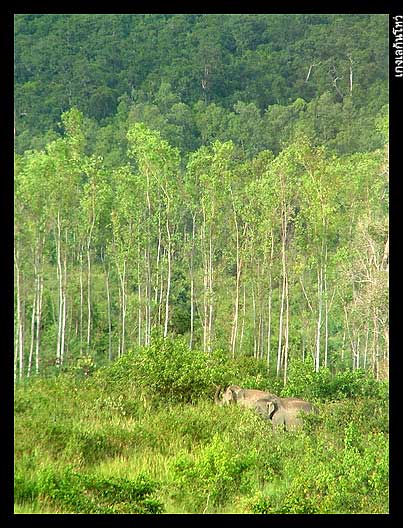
[60,242,68,366]
[189,215,196,350]
[27,275,37,377]
[315,266,323,372]
[208,230,213,354]
[35,274,43,374]
[105,266,112,361]
[252,284,257,359]
[164,214,172,338]
[277,212,287,377]
[79,247,84,355]
[120,259,127,355]
[15,247,24,379]
[137,242,142,347]
[202,210,208,354]
[239,283,246,353]
[266,233,274,368]
[283,274,289,385]
[56,212,63,366]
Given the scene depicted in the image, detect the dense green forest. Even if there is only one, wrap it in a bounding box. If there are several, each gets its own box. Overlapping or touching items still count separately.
[14,14,389,514]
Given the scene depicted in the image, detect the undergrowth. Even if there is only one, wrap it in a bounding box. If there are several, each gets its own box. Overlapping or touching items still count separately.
[14,338,389,514]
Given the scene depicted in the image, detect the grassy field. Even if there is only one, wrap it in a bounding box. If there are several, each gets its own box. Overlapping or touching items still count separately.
[14,340,389,514]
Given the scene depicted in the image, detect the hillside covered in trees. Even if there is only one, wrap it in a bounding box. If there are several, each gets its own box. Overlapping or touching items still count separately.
[14,14,389,514]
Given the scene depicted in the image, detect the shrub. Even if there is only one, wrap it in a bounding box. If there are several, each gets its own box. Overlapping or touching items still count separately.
[15,466,164,514]
[282,358,388,401]
[246,427,389,514]
[170,434,255,512]
[95,337,250,403]
[64,428,123,466]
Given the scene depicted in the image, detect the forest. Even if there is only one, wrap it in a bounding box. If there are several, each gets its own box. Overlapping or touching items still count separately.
[14,14,389,514]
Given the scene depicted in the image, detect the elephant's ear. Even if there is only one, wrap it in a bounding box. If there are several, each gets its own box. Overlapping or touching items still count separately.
[230,387,238,401]
[267,400,277,419]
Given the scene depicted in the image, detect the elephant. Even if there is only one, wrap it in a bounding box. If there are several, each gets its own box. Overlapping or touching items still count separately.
[254,396,318,431]
[214,384,277,409]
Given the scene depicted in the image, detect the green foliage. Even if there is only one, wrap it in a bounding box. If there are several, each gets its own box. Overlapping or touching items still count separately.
[282,358,387,401]
[170,433,255,510]
[247,427,388,514]
[14,13,389,515]
[15,466,164,513]
[14,352,389,514]
[15,15,387,156]
[97,338,233,402]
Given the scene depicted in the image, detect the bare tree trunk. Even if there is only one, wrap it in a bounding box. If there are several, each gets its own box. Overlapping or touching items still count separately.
[56,212,63,366]
[20,301,25,378]
[189,215,196,350]
[15,247,24,379]
[60,237,68,366]
[257,262,263,360]
[239,283,246,354]
[363,322,370,370]
[356,334,361,369]
[252,284,257,359]
[144,246,151,346]
[27,276,37,377]
[117,269,122,356]
[283,274,289,386]
[344,304,356,369]
[155,213,162,308]
[86,222,95,354]
[105,263,112,361]
[158,262,164,330]
[259,313,264,360]
[383,326,389,364]
[208,228,213,353]
[277,206,287,377]
[315,266,323,372]
[348,55,354,95]
[341,313,346,363]
[230,192,245,358]
[120,259,127,355]
[164,213,172,338]
[79,247,84,355]
[323,245,329,368]
[35,273,43,374]
[231,238,241,359]
[137,242,142,347]
[202,209,208,354]
[372,308,379,379]
[267,233,274,368]
[145,168,152,346]
[14,330,19,383]
[277,272,285,377]
[28,244,40,377]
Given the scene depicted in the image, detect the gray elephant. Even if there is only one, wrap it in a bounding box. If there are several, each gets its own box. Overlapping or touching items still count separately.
[254,396,318,431]
[214,384,277,409]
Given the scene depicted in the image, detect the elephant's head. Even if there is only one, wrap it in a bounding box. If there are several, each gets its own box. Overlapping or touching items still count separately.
[215,385,242,405]
[266,398,279,419]
[253,398,274,419]
[214,385,223,405]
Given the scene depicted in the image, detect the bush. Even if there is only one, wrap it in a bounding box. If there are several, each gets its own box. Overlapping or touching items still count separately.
[170,434,255,511]
[15,466,164,514]
[282,358,388,401]
[95,337,256,403]
[245,427,389,514]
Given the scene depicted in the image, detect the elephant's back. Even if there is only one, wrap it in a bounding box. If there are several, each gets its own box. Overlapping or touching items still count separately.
[242,389,277,400]
[281,397,316,412]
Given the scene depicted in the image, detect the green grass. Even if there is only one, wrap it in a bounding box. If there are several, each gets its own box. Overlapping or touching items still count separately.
[14,347,389,514]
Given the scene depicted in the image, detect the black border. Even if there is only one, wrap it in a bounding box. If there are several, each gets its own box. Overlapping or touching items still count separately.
[6,2,401,525]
